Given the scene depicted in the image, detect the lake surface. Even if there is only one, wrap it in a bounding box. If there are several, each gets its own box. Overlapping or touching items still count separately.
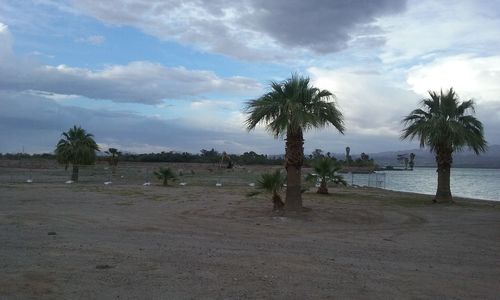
[344,167,500,202]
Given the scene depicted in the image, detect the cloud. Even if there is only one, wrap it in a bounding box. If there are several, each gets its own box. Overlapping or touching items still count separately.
[378,0,500,64]
[0,23,13,58]
[405,54,500,146]
[190,100,237,111]
[307,64,500,152]
[76,35,105,45]
[72,0,406,60]
[0,25,261,104]
[308,66,419,138]
[0,90,282,154]
[406,55,500,104]
[251,0,405,53]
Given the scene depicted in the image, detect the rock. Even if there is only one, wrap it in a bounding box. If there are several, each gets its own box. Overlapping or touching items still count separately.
[96,264,114,269]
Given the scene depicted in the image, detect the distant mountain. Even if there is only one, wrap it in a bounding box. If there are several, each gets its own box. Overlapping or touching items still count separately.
[365,145,500,168]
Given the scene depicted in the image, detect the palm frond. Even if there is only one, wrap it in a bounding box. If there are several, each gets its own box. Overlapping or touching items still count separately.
[55,125,99,166]
[401,88,487,154]
[245,74,344,137]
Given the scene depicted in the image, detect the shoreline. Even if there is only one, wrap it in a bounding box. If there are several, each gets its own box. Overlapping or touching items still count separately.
[375,186,500,203]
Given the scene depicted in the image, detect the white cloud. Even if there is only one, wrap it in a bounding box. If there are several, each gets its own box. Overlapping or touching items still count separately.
[308,66,418,138]
[190,100,237,111]
[0,23,13,58]
[378,0,500,64]
[407,55,500,104]
[76,35,105,45]
[405,54,500,147]
[306,63,500,152]
[0,25,261,104]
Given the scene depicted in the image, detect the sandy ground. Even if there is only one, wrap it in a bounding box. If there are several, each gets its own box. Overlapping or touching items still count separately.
[1,178,500,299]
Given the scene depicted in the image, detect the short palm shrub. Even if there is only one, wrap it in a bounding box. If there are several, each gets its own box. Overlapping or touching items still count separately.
[257,169,286,211]
[306,159,346,194]
[154,167,177,186]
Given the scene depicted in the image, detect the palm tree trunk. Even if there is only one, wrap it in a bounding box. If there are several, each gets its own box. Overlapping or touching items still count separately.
[272,193,284,211]
[71,165,79,182]
[435,150,453,202]
[111,156,118,174]
[163,178,168,186]
[285,129,304,211]
[317,178,328,194]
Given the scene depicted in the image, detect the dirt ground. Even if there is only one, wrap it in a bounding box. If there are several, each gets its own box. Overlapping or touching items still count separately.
[1,177,500,299]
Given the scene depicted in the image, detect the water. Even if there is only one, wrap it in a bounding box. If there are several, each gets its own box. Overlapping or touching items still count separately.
[345,168,500,201]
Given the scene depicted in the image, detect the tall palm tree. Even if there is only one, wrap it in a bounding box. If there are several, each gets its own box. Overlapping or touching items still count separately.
[306,158,346,194]
[401,88,487,202]
[245,74,345,211]
[55,125,100,182]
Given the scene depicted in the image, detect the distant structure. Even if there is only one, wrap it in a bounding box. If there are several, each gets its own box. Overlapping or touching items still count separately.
[397,153,416,170]
[345,146,352,164]
[397,154,409,169]
[409,153,416,170]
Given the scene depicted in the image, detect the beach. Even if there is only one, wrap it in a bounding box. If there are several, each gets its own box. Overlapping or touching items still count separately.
[1,173,499,299]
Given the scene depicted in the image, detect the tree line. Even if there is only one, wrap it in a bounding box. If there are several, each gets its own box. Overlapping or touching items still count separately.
[0,147,376,167]
[3,74,487,210]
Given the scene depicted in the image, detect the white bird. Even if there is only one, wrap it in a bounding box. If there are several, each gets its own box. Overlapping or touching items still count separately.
[104,181,112,185]
[215,183,222,187]
[65,180,73,184]
[26,179,33,183]
[248,183,255,187]
[179,182,187,186]
[143,182,151,186]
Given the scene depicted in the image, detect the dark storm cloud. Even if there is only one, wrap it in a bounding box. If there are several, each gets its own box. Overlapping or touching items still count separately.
[73,0,407,60]
[252,0,406,53]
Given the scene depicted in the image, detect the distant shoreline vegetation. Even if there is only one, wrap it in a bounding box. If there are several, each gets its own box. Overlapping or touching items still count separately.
[0,150,284,165]
[0,148,372,168]
[2,149,499,169]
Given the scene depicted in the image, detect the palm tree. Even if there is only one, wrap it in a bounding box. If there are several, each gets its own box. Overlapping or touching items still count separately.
[55,125,100,182]
[245,74,345,211]
[401,88,487,202]
[257,169,286,211]
[154,167,177,186]
[105,148,121,174]
[306,158,346,194]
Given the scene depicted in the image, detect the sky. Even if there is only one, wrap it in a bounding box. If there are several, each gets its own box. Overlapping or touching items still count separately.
[1,0,499,155]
